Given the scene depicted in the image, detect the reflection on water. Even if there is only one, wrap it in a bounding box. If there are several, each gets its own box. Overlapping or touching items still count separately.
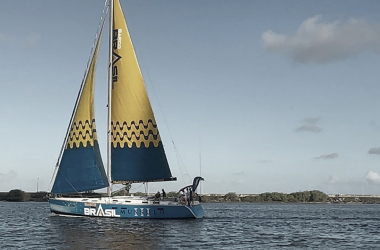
[2,202,380,249]
[50,215,174,249]
[49,213,212,249]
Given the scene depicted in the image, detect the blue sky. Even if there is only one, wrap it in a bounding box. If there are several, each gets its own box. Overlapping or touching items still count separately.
[2,0,380,195]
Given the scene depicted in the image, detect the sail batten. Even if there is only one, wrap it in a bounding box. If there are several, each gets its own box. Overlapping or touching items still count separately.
[110,0,174,183]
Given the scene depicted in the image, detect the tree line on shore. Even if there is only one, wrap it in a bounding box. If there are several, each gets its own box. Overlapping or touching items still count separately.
[3,189,380,204]
[0,189,48,202]
[202,191,380,204]
[203,190,329,203]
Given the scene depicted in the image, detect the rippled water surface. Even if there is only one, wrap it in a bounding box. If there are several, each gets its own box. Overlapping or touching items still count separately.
[1,202,380,249]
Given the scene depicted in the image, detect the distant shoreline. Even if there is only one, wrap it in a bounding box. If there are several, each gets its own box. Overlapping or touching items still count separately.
[2,190,380,204]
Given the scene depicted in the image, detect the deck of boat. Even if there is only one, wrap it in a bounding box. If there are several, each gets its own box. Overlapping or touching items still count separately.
[51,195,200,206]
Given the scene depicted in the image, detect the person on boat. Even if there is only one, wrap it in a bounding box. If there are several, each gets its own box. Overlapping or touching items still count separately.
[196,193,202,202]
[181,190,186,204]
[189,188,193,205]
[155,191,161,201]
[185,188,191,206]
[162,189,166,200]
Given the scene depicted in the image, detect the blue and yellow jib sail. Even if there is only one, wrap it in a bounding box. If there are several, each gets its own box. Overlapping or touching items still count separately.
[51,32,109,194]
[110,0,175,183]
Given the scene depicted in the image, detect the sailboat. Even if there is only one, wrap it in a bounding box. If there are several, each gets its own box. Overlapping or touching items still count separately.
[48,0,204,219]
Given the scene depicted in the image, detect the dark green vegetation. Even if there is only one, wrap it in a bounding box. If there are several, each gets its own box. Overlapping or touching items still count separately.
[201,191,380,204]
[2,189,380,204]
[0,190,48,202]
[201,190,329,203]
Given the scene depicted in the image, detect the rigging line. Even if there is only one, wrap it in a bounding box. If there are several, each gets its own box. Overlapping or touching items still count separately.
[140,60,191,184]
[111,183,143,195]
[173,146,185,184]
[172,141,191,184]
[53,170,83,197]
[86,0,109,74]
[49,1,109,192]
[48,163,60,192]
[111,185,123,195]
[130,183,144,191]
[111,185,121,195]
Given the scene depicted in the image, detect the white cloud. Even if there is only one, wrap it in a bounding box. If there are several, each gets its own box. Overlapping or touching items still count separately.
[229,171,247,187]
[262,15,380,63]
[315,153,338,159]
[0,170,18,182]
[304,117,320,124]
[296,117,323,133]
[256,160,271,163]
[324,176,364,194]
[232,171,246,176]
[26,33,40,46]
[366,171,380,184]
[370,120,380,131]
[0,32,40,48]
[368,147,380,155]
[327,175,339,184]
[296,124,322,133]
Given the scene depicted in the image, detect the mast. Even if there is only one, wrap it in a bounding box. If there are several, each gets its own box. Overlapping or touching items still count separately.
[107,0,114,197]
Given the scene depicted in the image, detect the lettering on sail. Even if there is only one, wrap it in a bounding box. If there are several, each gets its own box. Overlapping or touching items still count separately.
[112,29,122,88]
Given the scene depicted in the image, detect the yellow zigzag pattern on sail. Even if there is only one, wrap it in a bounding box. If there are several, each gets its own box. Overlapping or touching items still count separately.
[65,27,101,149]
[67,120,97,149]
[111,1,162,149]
[111,120,162,148]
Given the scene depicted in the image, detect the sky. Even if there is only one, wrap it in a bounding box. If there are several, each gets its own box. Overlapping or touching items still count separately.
[1,0,380,195]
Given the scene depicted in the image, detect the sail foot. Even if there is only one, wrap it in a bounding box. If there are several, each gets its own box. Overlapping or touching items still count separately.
[111,141,173,182]
[51,141,109,194]
[112,177,177,184]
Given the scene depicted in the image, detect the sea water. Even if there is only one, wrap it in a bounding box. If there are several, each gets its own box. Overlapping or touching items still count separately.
[1,202,380,249]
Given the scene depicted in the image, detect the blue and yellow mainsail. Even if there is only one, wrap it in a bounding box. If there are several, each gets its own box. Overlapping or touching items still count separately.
[110,0,174,183]
[51,32,109,194]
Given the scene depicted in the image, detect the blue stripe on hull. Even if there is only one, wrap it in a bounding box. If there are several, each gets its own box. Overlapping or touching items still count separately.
[49,199,204,219]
